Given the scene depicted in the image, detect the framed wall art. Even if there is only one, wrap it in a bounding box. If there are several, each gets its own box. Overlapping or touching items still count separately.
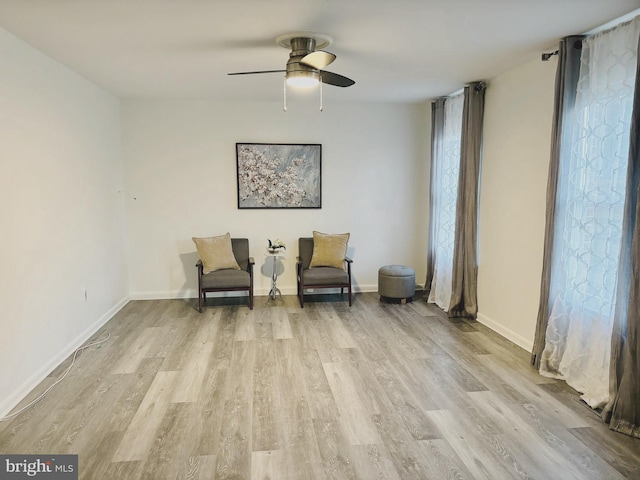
[236,143,322,209]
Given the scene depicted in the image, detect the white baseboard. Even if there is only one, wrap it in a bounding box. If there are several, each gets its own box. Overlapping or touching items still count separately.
[130,290,195,300]
[130,283,381,301]
[0,296,130,419]
[476,312,533,352]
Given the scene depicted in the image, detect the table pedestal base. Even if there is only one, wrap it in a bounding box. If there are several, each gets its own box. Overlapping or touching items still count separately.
[267,254,283,302]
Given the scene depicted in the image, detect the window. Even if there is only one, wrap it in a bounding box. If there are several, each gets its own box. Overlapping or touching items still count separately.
[541,18,640,408]
[427,93,463,311]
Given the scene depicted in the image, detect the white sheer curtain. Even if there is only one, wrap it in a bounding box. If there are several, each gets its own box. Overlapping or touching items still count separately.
[540,17,640,408]
[428,93,464,311]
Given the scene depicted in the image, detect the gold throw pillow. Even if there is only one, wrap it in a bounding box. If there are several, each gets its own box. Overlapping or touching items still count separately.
[309,231,350,270]
[193,233,240,274]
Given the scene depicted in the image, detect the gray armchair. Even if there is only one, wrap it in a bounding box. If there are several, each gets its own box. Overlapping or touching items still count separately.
[296,237,353,308]
[196,238,254,311]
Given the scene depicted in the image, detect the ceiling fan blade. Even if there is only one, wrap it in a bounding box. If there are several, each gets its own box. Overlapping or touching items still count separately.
[320,70,355,87]
[300,51,336,70]
[227,70,285,76]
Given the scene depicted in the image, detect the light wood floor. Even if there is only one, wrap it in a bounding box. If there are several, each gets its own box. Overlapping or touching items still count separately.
[1,293,639,479]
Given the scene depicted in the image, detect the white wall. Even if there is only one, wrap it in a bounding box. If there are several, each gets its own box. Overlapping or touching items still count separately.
[121,99,431,299]
[477,56,558,350]
[0,28,129,416]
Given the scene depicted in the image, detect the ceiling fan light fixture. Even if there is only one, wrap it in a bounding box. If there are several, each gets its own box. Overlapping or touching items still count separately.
[286,70,319,88]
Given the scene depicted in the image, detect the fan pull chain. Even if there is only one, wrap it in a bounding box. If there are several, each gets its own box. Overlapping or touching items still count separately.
[319,75,323,112]
[283,75,287,112]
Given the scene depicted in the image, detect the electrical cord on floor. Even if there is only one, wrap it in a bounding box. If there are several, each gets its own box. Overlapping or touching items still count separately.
[0,333,111,422]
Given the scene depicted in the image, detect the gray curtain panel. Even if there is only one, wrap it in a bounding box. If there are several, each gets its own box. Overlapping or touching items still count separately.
[531,37,583,368]
[424,99,445,300]
[606,32,640,438]
[448,82,485,318]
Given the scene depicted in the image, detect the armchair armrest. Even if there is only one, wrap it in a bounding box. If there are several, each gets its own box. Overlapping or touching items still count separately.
[247,257,255,273]
[345,256,353,263]
[196,259,204,275]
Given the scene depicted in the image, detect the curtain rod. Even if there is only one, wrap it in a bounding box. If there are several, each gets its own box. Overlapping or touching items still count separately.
[584,10,639,35]
[542,39,582,61]
[542,11,639,61]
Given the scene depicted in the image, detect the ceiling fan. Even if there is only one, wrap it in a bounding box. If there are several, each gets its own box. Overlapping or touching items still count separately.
[228,32,355,89]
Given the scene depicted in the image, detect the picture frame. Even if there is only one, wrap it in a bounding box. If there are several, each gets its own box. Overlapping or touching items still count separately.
[236,143,322,209]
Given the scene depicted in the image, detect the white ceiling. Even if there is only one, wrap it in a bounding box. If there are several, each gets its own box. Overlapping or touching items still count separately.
[0,1,638,103]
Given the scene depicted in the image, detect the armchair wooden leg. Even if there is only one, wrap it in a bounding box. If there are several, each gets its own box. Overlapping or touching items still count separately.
[297,272,304,308]
[198,290,203,313]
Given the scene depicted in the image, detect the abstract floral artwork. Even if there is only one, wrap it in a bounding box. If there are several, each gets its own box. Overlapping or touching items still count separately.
[236,143,322,209]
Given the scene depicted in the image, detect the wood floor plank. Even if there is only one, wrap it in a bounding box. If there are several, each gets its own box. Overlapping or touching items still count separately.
[322,361,381,445]
[304,306,345,363]
[274,337,327,480]
[252,339,279,452]
[335,347,393,416]
[467,390,623,480]
[568,425,640,479]
[51,371,139,455]
[467,326,554,385]
[535,381,605,426]
[100,460,143,480]
[172,341,214,403]
[158,319,203,371]
[342,312,391,363]
[370,412,440,480]
[0,378,70,449]
[111,327,164,374]
[518,401,627,479]
[103,368,162,432]
[271,306,293,339]
[417,438,476,480]
[312,417,359,480]
[363,306,433,360]
[252,307,275,340]
[251,449,285,480]
[111,370,179,462]
[1,293,638,479]
[349,443,403,480]
[372,359,441,440]
[138,402,203,479]
[234,308,257,341]
[180,454,218,480]
[208,308,240,370]
[193,368,227,456]
[318,303,358,349]
[426,408,530,480]
[0,375,58,436]
[408,356,478,412]
[297,346,340,421]
[79,431,129,479]
[215,340,255,480]
[476,353,591,429]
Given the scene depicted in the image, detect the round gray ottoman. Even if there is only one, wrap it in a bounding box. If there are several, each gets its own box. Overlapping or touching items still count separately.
[378,265,415,303]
